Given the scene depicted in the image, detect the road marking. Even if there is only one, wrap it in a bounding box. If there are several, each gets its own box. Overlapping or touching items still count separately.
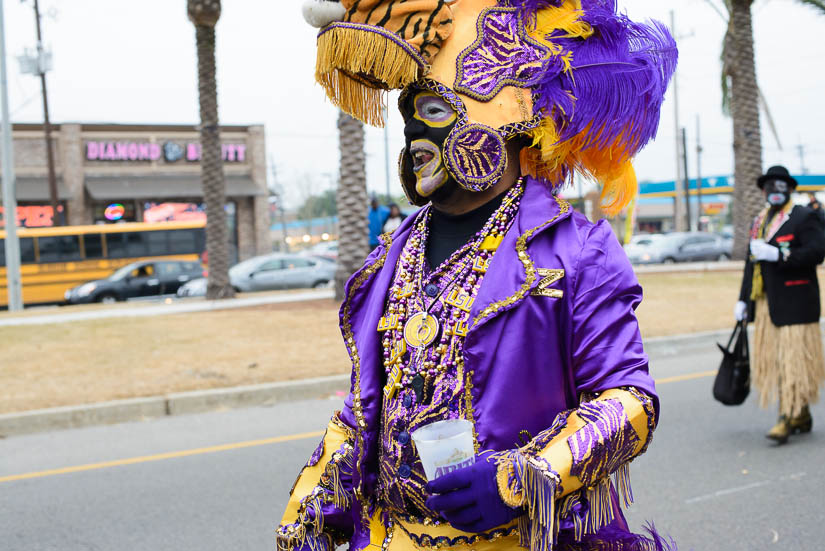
[0,430,324,484]
[684,472,806,504]
[656,370,716,384]
[0,369,719,484]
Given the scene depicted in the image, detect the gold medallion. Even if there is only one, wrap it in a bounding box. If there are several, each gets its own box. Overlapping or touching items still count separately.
[404,312,440,349]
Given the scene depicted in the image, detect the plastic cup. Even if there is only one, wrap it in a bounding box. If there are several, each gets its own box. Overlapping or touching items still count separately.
[411,419,476,481]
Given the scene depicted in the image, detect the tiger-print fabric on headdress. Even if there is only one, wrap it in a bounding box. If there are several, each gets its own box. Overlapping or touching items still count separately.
[342,0,454,63]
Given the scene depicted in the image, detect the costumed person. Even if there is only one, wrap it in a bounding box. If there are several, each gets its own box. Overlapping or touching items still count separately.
[735,165,825,445]
[281,1,678,549]
[383,204,406,234]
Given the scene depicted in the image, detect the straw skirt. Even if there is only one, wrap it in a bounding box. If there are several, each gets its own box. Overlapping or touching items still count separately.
[753,297,825,417]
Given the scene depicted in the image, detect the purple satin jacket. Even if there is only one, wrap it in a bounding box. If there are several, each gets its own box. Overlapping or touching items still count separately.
[335,177,656,542]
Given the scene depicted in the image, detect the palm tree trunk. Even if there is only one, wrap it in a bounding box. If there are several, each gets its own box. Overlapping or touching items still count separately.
[335,112,369,301]
[194,23,234,299]
[729,0,764,259]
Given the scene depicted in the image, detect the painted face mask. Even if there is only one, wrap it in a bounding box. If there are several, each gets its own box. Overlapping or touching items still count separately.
[765,180,790,208]
[305,0,677,215]
[399,91,459,205]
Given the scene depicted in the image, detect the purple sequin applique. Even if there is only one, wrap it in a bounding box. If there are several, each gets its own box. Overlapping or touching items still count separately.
[454,7,552,101]
[567,399,640,488]
[306,433,326,467]
[444,124,507,192]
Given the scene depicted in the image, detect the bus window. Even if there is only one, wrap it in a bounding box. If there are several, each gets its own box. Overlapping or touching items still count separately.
[20,238,35,263]
[0,238,36,266]
[146,231,168,256]
[84,234,104,259]
[169,229,198,254]
[125,232,147,256]
[37,235,82,263]
[106,233,127,258]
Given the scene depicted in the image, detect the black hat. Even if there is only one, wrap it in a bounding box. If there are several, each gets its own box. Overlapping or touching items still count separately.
[757,165,798,189]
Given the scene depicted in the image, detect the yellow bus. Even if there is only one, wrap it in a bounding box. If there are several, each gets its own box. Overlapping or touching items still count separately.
[0,221,206,307]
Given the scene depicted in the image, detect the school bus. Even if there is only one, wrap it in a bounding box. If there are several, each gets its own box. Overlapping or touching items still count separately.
[0,221,206,307]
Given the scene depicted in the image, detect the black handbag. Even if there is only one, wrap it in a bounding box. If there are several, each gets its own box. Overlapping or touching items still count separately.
[713,320,751,405]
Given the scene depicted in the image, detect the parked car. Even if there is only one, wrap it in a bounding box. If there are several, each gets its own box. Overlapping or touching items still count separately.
[176,277,208,298]
[231,253,334,292]
[626,232,731,264]
[306,240,338,261]
[623,234,664,261]
[65,260,204,304]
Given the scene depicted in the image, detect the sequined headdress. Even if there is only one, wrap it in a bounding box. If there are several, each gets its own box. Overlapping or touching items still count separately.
[302,0,677,214]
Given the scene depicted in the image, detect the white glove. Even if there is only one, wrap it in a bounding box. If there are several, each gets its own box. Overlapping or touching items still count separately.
[734,301,748,321]
[750,239,780,262]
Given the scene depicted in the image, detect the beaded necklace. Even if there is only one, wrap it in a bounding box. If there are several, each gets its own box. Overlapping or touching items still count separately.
[380,179,525,401]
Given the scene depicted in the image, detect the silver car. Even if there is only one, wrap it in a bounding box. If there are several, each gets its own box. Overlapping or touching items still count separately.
[230,253,335,292]
[626,232,731,264]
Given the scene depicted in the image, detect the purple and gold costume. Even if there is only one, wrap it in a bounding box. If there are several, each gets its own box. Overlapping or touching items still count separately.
[279,179,666,550]
[281,1,677,549]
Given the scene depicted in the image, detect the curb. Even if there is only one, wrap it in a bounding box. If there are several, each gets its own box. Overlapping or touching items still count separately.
[0,374,350,438]
[634,260,744,274]
[5,323,823,438]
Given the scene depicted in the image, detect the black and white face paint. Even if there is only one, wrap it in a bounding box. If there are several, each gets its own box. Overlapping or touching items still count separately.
[764,179,790,209]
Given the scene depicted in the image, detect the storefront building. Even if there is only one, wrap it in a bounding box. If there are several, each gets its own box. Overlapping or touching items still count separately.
[0,122,271,261]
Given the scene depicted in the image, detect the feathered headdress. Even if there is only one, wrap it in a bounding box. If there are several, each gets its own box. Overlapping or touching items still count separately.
[303,0,677,214]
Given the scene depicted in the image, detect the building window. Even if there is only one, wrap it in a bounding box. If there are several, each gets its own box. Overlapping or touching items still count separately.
[93,202,137,224]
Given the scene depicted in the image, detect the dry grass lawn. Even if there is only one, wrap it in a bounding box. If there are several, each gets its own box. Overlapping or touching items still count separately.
[2,270,823,413]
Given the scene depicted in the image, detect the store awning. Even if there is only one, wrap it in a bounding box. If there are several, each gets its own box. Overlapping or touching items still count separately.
[2,176,73,201]
[84,174,263,200]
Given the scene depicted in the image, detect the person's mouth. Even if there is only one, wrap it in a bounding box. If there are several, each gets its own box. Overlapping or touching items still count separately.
[410,140,439,171]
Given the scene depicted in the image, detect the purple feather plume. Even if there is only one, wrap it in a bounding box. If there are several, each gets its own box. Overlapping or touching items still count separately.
[532,0,678,158]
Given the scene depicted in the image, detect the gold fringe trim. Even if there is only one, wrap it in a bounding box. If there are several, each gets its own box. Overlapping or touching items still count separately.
[315,25,422,127]
[753,297,825,418]
[522,458,559,551]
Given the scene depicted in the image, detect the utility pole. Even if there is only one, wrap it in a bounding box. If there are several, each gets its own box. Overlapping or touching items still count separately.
[383,105,391,201]
[670,11,685,232]
[1,0,24,310]
[797,143,808,175]
[696,115,703,231]
[32,0,61,225]
[681,127,691,231]
[268,159,289,251]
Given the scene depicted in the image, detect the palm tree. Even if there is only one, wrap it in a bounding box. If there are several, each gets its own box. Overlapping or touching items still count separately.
[704,0,825,258]
[334,112,369,301]
[188,0,234,299]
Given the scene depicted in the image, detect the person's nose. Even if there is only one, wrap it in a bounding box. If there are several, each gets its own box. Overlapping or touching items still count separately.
[404,118,427,143]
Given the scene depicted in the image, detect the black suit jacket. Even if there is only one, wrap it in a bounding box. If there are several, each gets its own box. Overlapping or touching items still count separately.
[739,205,825,326]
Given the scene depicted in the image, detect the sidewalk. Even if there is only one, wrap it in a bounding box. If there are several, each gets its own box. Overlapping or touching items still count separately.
[0,262,742,328]
[0,328,735,438]
[0,289,334,327]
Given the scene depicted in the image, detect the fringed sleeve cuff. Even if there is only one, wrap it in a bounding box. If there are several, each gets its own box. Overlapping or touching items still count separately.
[494,387,657,551]
[277,412,356,551]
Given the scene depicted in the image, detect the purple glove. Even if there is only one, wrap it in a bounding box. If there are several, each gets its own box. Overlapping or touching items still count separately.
[425,454,522,533]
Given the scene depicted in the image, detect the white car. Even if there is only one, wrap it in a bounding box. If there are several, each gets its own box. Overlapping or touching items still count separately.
[176,277,208,297]
[177,253,336,297]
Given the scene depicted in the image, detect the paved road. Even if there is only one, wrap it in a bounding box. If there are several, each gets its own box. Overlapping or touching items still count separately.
[1,338,823,551]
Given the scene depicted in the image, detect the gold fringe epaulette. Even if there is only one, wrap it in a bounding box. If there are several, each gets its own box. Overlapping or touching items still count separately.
[315,23,425,127]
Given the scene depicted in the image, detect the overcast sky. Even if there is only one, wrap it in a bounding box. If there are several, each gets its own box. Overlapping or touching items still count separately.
[2,0,824,208]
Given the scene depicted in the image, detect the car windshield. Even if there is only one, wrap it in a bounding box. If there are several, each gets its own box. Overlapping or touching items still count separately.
[629,235,663,247]
[108,264,140,281]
